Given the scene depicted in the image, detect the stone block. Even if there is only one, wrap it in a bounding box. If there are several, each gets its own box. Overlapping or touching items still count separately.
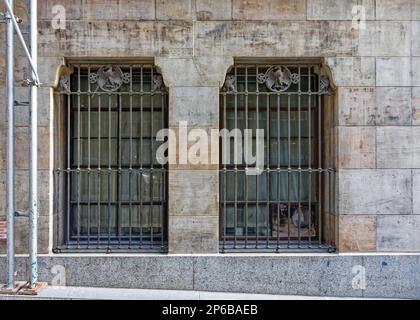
[338,127,375,168]
[156,57,233,87]
[414,0,420,20]
[377,215,420,251]
[375,0,412,20]
[413,87,420,125]
[0,87,6,124]
[307,0,375,20]
[168,215,219,253]
[376,58,411,87]
[38,20,193,58]
[363,255,420,298]
[194,21,357,57]
[338,215,377,252]
[338,87,377,126]
[414,170,420,215]
[357,21,411,56]
[169,170,218,216]
[13,170,51,218]
[39,0,82,20]
[12,215,50,254]
[339,169,412,215]
[169,87,219,127]
[14,126,51,170]
[232,0,306,20]
[0,127,5,171]
[0,171,5,219]
[83,0,155,20]
[156,0,193,20]
[194,255,364,297]
[326,57,375,86]
[375,87,412,125]
[377,127,420,168]
[413,58,420,86]
[13,87,52,127]
[168,127,219,170]
[196,0,232,20]
[413,22,420,56]
[38,57,66,87]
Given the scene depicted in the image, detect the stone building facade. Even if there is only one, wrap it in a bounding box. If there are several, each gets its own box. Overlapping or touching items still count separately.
[0,0,420,298]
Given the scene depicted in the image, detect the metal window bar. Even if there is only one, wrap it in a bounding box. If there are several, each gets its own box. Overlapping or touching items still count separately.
[54,64,168,253]
[220,63,336,253]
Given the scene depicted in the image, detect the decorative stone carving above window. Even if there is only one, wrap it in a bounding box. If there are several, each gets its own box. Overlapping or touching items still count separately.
[319,75,330,94]
[257,66,300,92]
[89,65,131,92]
[59,75,70,93]
[153,74,163,91]
[223,74,236,93]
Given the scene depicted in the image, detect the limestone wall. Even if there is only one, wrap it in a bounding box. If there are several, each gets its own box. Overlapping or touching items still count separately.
[0,0,419,254]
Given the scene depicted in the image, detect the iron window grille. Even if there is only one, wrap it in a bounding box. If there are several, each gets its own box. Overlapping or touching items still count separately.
[220,62,336,253]
[54,63,168,253]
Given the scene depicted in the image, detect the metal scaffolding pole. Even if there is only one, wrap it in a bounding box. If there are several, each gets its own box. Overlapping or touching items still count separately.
[3,0,39,289]
[29,0,38,288]
[6,0,15,289]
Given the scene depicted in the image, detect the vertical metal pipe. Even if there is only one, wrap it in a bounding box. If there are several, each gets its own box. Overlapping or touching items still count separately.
[29,0,38,288]
[6,0,15,289]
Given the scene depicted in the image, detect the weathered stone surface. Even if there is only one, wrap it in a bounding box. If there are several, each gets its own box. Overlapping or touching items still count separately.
[14,127,51,170]
[339,169,412,215]
[338,87,377,126]
[156,57,233,87]
[363,255,420,298]
[338,215,376,252]
[326,57,375,86]
[12,215,50,254]
[375,87,412,125]
[414,0,420,20]
[0,171,5,219]
[232,0,306,20]
[413,21,420,56]
[38,20,193,58]
[168,215,219,253]
[168,127,219,170]
[156,0,193,20]
[358,22,411,56]
[307,0,374,20]
[13,87,52,127]
[0,127,5,172]
[1,254,420,298]
[194,255,364,297]
[413,58,420,86]
[196,0,232,20]
[338,127,375,168]
[413,170,420,215]
[38,57,66,87]
[376,57,411,86]
[375,0,412,20]
[83,0,155,20]
[377,127,420,168]
[377,215,420,251]
[39,0,82,20]
[169,87,219,127]
[0,255,195,289]
[169,170,218,216]
[413,87,420,125]
[13,170,51,218]
[194,21,357,57]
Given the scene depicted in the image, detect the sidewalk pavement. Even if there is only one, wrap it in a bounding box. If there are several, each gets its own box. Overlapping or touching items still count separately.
[0,286,391,300]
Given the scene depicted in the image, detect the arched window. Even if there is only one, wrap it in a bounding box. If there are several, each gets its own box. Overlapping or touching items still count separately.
[220,61,336,252]
[54,62,168,252]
